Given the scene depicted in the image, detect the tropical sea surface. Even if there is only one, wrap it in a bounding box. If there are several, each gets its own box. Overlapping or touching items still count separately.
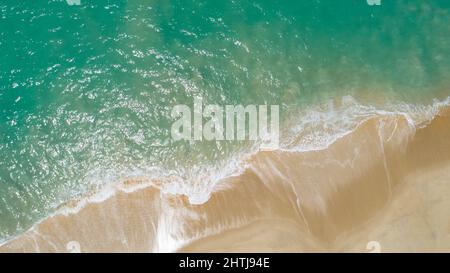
[1,0,450,244]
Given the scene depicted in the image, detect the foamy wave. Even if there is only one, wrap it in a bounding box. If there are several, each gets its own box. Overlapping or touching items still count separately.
[43,95,450,213]
[53,151,252,217]
[281,95,450,152]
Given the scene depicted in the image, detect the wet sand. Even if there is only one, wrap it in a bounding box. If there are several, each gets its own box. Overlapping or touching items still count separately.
[1,109,450,253]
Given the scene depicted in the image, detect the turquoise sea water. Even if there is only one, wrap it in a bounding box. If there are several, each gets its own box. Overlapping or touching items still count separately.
[1,0,450,242]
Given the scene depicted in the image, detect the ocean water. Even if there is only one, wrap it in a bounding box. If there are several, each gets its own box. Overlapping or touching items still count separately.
[1,0,450,243]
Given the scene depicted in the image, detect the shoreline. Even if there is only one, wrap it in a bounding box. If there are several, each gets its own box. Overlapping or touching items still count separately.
[1,104,449,252]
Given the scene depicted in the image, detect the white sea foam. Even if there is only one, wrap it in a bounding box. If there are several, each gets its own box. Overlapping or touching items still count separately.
[49,95,450,213]
[281,95,450,153]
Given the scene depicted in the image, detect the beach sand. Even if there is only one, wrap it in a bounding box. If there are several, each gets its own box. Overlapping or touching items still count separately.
[1,110,449,253]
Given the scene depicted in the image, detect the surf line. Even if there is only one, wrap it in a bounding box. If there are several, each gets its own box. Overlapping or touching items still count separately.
[170,97,280,149]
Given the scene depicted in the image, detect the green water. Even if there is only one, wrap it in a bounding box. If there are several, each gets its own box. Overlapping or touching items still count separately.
[1,0,450,241]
